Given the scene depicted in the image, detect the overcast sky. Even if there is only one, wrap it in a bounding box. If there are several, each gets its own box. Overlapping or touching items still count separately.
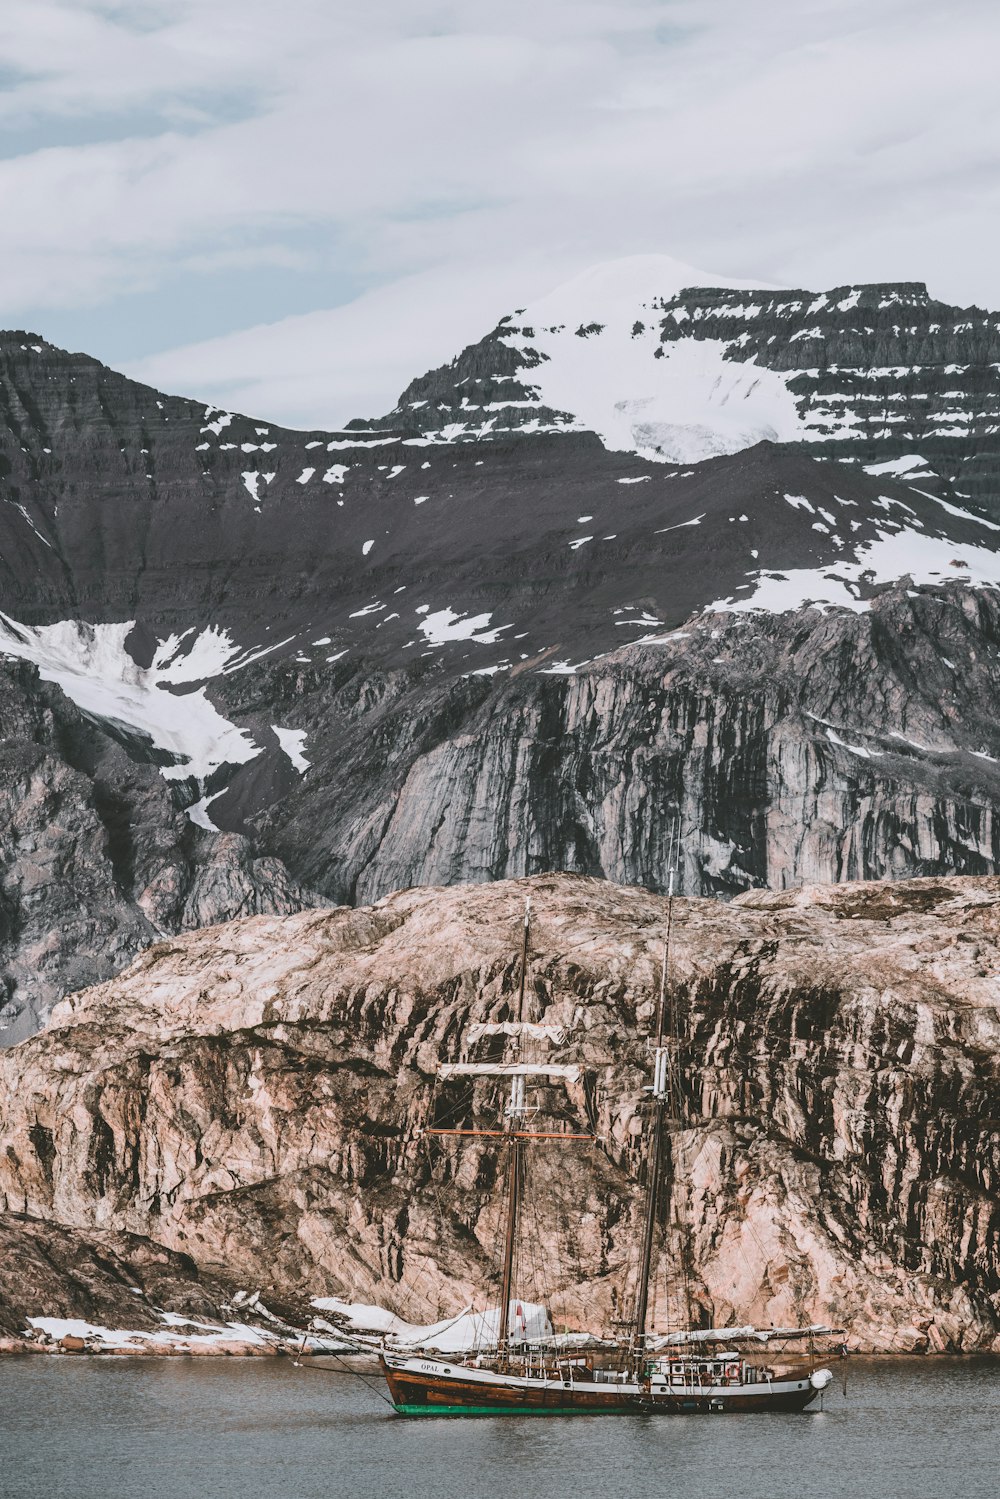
[2,0,999,428]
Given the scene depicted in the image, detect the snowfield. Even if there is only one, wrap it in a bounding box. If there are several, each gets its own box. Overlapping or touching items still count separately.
[0,615,265,820]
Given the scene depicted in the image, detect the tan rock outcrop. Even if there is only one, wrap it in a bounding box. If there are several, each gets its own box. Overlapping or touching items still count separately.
[1,872,999,1352]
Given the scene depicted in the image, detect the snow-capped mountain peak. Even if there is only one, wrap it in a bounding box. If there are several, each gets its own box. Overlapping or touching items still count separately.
[5,307,1000,1043]
[356,257,1000,507]
[500,255,788,463]
[513,253,774,328]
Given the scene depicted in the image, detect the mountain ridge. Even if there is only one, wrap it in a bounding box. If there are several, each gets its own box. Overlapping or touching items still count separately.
[352,261,1000,506]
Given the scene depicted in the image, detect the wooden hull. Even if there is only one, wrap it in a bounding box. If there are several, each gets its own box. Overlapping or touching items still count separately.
[380,1355,827,1416]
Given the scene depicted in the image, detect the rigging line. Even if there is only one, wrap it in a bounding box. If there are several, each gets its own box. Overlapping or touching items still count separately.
[420,1093,514,1327]
[395,1115,461,1326]
[515,895,531,1029]
[667,961,780,1315]
[419,1138,462,1327]
[421,1126,508,1336]
[425,1083,481,1131]
[293,1324,399,1405]
[664,815,697,1333]
[520,925,579,1343]
[681,1130,778,1312]
[496,896,532,1365]
[660,1118,780,1339]
[294,1348,397,1408]
[420,1131,449,1229]
[520,1152,556,1334]
[389,1217,439,1327]
[389,1157,470,1325]
[464,1120,513,1353]
[528,1169,568,1344]
[545,915,688,964]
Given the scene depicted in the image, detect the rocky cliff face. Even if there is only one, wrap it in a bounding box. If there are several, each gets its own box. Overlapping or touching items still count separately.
[659,283,1000,500]
[2,872,998,1353]
[217,582,1000,904]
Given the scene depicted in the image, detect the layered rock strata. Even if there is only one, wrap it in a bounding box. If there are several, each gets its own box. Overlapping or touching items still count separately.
[5,314,1000,1043]
[360,278,1000,506]
[1,872,998,1352]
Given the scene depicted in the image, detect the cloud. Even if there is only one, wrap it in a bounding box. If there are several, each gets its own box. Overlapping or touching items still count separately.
[3,0,1000,423]
[122,254,566,428]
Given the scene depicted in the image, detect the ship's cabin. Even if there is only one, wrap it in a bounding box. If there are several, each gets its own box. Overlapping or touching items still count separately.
[648,1351,746,1387]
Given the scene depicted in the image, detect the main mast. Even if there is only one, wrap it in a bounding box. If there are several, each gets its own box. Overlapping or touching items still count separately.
[631,830,683,1368]
[496,896,531,1365]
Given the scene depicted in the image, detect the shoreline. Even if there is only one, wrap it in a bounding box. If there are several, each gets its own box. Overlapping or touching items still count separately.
[1,1337,997,1362]
[0,1336,378,1360]
[6,1299,997,1361]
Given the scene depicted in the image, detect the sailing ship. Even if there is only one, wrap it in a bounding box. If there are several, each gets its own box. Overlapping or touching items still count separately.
[379,872,838,1416]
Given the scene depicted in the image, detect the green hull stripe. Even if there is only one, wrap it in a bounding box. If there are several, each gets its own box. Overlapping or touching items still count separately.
[393,1403,607,1417]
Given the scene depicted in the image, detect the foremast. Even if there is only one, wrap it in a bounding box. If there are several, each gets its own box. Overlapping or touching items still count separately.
[428,895,590,1365]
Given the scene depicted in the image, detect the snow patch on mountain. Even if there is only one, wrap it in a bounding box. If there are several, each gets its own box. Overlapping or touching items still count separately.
[418,607,512,646]
[506,330,805,464]
[706,527,1000,616]
[864,454,932,478]
[0,614,262,803]
[273,726,310,773]
[397,255,998,469]
[910,486,1000,533]
[498,256,799,464]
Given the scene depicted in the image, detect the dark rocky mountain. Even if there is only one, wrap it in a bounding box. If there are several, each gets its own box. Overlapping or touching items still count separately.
[4,256,1000,1035]
[221,582,1000,908]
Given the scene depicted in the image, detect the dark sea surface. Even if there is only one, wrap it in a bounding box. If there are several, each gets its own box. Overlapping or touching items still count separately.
[0,1355,996,1499]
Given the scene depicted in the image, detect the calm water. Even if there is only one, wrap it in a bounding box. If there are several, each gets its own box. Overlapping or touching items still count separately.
[0,1356,996,1499]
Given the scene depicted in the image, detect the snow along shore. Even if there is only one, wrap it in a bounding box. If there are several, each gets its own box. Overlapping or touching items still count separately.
[2,1298,577,1359]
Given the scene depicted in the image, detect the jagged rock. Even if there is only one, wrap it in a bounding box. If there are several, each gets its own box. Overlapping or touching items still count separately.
[0,1215,234,1337]
[175,833,322,932]
[2,872,999,1352]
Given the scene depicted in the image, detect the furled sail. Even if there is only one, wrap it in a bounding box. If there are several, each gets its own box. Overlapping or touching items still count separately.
[466,1021,566,1045]
[648,1324,841,1348]
[438,1062,581,1081]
